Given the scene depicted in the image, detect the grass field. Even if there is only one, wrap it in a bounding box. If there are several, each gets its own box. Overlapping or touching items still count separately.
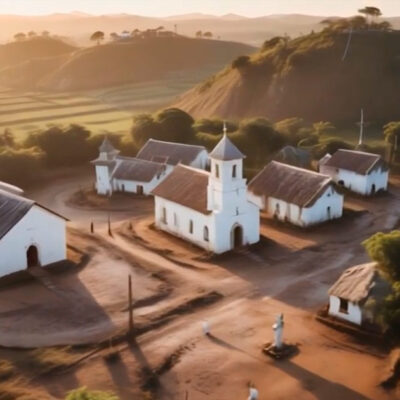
[0,65,220,140]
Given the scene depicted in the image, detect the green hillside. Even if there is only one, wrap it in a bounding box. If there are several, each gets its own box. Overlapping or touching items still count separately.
[174,20,400,126]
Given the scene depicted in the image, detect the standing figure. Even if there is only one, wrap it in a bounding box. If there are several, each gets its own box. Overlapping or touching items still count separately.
[272,313,284,349]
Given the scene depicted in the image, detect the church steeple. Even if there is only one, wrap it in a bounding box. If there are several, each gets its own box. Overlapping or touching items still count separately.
[99,136,120,161]
[207,124,247,213]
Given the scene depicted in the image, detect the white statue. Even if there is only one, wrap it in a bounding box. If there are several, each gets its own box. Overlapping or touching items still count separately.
[202,320,210,336]
[272,313,284,349]
[247,387,259,400]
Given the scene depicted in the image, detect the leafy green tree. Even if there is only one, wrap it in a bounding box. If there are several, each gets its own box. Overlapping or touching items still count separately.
[312,121,335,137]
[193,118,237,135]
[65,387,119,400]
[90,31,105,45]
[28,31,37,38]
[363,231,400,282]
[383,122,400,146]
[154,108,195,143]
[195,30,203,38]
[231,55,251,70]
[203,31,213,39]
[0,129,15,147]
[131,114,162,148]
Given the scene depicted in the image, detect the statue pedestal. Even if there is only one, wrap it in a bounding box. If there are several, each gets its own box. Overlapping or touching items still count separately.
[262,342,298,360]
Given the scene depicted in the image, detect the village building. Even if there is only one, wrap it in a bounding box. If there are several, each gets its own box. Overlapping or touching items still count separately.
[319,149,389,196]
[92,137,208,196]
[328,262,391,326]
[248,161,343,227]
[151,133,260,254]
[0,185,67,278]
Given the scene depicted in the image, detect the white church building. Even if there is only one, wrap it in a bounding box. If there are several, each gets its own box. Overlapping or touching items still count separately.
[248,161,343,227]
[328,262,391,326]
[92,137,208,196]
[319,149,389,196]
[0,183,67,278]
[151,133,260,254]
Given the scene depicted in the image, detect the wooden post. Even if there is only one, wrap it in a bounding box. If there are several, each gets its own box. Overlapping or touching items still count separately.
[128,274,134,341]
[90,221,94,234]
[108,213,112,237]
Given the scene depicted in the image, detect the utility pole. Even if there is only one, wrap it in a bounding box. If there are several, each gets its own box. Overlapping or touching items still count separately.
[128,274,134,341]
[358,108,364,146]
[108,212,112,237]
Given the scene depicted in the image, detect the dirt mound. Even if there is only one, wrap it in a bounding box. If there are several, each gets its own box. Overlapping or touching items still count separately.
[0,36,255,91]
[174,30,400,124]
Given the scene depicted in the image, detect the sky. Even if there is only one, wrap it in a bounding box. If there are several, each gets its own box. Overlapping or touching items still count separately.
[1,0,400,17]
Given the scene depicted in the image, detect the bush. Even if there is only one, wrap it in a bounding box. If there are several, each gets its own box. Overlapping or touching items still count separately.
[311,138,353,159]
[231,55,251,70]
[0,146,44,186]
[65,387,119,400]
[24,124,93,167]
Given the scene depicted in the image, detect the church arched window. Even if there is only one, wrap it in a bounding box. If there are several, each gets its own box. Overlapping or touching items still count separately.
[189,219,194,234]
[232,164,237,178]
[215,164,220,178]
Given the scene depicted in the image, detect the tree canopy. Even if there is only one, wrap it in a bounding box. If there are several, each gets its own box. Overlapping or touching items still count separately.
[363,231,400,282]
[90,31,105,45]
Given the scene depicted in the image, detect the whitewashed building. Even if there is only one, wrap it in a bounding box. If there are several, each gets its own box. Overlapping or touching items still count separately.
[92,137,208,196]
[319,149,389,196]
[328,262,391,326]
[151,134,260,254]
[0,186,67,278]
[248,161,343,227]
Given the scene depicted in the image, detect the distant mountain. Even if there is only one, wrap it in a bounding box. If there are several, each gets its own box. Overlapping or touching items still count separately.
[173,29,400,125]
[0,36,255,91]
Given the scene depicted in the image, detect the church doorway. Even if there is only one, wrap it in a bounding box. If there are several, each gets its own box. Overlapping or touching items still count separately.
[232,224,243,248]
[27,245,39,268]
[371,184,376,195]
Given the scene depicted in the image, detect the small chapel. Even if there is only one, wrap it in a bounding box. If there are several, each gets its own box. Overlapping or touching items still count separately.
[151,129,260,253]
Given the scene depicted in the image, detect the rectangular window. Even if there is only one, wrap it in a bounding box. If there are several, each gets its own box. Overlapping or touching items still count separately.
[189,220,194,234]
[161,207,167,224]
[339,298,349,314]
[215,164,220,178]
[174,213,178,227]
[232,164,237,178]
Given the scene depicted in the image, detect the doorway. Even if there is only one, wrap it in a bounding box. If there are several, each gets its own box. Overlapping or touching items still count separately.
[327,206,331,219]
[232,225,243,248]
[137,185,144,195]
[371,184,376,195]
[27,245,39,268]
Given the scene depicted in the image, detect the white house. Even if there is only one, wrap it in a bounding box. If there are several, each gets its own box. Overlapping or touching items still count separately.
[0,186,67,278]
[151,134,260,254]
[319,149,389,196]
[92,137,208,196]
[328,262,391,326]
[248,161,343,227]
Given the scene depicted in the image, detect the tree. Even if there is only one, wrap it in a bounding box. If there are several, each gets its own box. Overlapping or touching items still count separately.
[131,114,162,148]
[14,32,26,42]
[203,31,213,39]
[155,108,195,142]
[363,231,400,282]
[383,122,400,146]
[0,129,15,147]
[110,32,119,41]
[312,121,335,136]
[358,6,382,26]
[231,55,251,70]
[28,31,37,38]
[195,30,203,38]
[41,30,50,37]
[131,29,141,37]
[90,31,105,45]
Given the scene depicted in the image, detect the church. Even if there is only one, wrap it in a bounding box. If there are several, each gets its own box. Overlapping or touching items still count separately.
[0,182,67,278]
[151,131,260,254]
[92,137,208,196]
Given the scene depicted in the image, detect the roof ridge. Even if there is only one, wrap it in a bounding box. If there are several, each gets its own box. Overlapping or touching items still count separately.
[176,163,210,176]
[147,139,206,149]
[269,161,331,180]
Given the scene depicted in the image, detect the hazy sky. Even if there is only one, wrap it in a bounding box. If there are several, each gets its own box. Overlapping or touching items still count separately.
[1,0,400,17]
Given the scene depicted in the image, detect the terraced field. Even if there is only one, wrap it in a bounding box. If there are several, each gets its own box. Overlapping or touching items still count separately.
[0,66,218,140]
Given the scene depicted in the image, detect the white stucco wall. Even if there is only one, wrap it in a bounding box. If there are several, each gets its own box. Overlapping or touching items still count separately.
[249,185,343,227]
[328,295,363,325]
[154,197,259,254]
[0,205,66,277]
[320,165,388,196]
[190,150,209,170]
[95,165,112,195]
